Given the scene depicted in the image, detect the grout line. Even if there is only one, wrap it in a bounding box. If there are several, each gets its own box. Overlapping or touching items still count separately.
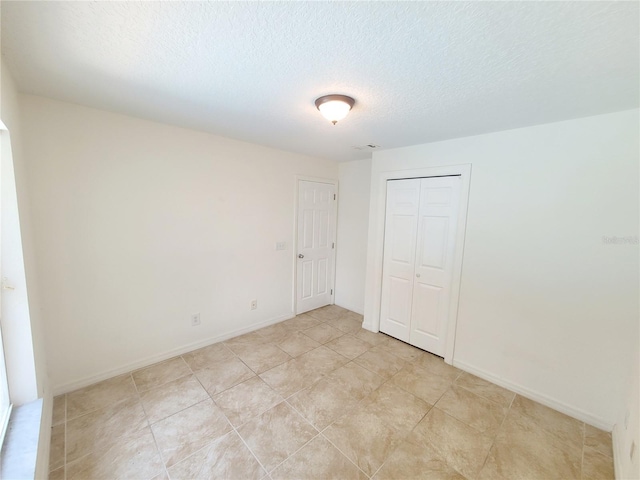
[319,431,372,478]
[233,423,270,476]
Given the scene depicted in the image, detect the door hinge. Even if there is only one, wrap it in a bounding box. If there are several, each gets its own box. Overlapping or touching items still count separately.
[333,194,336,200]
[330,289,333,295]
[332,242,335,249]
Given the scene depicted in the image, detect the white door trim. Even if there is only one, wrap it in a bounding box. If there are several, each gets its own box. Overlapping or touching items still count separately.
[363,164,471,364]
[293,176,338,315]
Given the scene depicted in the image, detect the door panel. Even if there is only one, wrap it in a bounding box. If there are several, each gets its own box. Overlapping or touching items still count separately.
[412,283,442,336]
[409,176,461,355]
[379,179,420,342]
[296,181,336,314]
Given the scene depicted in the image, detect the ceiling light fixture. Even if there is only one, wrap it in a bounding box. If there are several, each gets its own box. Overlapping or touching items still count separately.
[315,94,355,125]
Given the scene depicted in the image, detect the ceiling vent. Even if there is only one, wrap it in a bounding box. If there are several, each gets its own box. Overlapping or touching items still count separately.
[352,144,382,150]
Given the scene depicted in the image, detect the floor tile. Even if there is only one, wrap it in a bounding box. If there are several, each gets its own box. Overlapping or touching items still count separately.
[224,331,270,352]
[455,372,515,407]
[192,356,255,396]
[391,363,452,404]
[413,352,461,381]
[327,315,364,334]
[277,331,321,357]
[280,314,322,332]
[260,357,324,398]
[327,362,385,401]
[374,338,423,362]
[325,334,371,359]
[306,305,348,322]
[288,377,360,430]
[271,435,366,480]
[48,466,64,480]
[66,427,164,480]
[66,374,137,420]
[413,407,494,479]
[132,357,192,392]
[354,349,405,379]
[139,374,209,424]
[297,346,349,375]
[323,409,402,477]
[52,395,66,426]
[52,307,595,480]
[360,383,430,435]
[237,402,317,472]
[510,395,584,452]
[478,411,581,480]
[233,343,291,374]
[213,376,283,427]
[181,343,235,371]
[66,397,147,463]
[435,385,507,435]
[256,322,292,343]
[303,323,344,344]
[151,399,232,467]
[584,424,613,457]
[49,424,65,471]
[168,430,265,480]
[582,446,615,480]
[372,435,465,480]
[353,328,388,346]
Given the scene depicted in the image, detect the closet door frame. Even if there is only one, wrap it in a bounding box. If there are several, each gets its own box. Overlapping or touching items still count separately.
[364,164,471,365]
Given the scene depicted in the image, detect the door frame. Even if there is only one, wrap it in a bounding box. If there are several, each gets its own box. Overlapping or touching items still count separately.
[364,164,471,364]
[293,176,339,315]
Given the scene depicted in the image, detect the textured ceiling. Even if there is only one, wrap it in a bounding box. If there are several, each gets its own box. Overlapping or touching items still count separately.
[2,1,638,162]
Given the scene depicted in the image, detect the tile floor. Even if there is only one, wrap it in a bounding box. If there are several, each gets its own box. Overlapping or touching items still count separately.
[48,305,615,480]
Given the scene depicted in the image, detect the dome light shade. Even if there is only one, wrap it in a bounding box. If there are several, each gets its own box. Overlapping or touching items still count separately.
[315,95,355,125]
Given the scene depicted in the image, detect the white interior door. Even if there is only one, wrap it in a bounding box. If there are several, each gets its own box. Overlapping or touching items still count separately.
[379,176,461,357]
[410,176,461,355]
[296,180,336,314]
[379,179,421,342]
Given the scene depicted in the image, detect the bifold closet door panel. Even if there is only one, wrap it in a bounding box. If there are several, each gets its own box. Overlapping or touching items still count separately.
[379,178,421,343]
[409,176,461,355]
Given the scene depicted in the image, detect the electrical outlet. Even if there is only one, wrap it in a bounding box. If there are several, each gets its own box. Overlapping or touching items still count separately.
[191,313,201,326]
[250,299,257,310]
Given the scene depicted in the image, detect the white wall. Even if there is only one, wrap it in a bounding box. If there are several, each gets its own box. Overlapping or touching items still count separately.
[334,159,371,314]
[0,63,48,403]
[19,95,338,393]
[1,61,52,479]
[364,109,639,430]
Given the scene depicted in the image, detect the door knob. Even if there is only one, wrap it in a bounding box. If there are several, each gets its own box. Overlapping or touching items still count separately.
[298,254,304,259]
[416,273,421,277]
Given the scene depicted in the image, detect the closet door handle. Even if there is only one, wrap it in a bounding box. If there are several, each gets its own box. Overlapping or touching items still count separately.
[416,273,421,278]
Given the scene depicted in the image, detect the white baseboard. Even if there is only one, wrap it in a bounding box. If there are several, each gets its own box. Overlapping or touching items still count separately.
[612,423,623,479]
[35,390,53,480]
[453,359,613,431]
[334,301,364,316]
[53,313,294,395]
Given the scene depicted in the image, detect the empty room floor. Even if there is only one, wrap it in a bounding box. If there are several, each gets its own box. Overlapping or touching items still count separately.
[48,305,614,480]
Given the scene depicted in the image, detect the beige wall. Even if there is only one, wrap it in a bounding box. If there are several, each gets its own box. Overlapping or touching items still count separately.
[335,159,371,314]
[19,94,338,392]
[0,62,48,402]
[365,109,639,431]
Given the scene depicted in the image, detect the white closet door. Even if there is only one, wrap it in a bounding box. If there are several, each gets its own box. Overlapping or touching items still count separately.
[410,176,461,355]
[379,179,421,342]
